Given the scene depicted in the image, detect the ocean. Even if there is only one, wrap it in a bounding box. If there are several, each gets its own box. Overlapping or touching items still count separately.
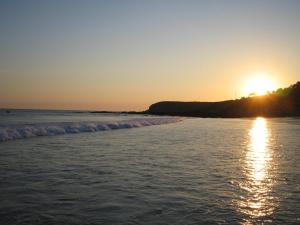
[0,110,299,224]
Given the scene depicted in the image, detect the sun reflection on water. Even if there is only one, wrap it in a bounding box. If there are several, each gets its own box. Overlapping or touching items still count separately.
[236,117,277,224]
[249,118,269,183]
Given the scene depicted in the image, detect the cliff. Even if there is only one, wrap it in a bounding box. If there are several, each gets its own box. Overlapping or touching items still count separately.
[147,82,300,118]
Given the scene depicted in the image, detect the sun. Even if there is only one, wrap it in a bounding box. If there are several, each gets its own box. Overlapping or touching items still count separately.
[244,75,277,96]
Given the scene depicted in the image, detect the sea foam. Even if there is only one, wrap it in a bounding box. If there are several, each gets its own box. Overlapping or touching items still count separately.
[0,117,182,142]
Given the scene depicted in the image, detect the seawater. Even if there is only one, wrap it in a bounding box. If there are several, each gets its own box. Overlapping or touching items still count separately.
[0,110,299,224]
[0,110,182,142]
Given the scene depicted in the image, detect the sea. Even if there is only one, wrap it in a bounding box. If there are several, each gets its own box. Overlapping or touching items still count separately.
[0,109,299,225]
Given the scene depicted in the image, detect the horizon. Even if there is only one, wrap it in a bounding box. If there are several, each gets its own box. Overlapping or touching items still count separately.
[0,80,298,112]
[1,0,300,111]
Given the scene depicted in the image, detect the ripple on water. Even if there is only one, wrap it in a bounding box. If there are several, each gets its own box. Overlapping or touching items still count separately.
[0,117,299,224]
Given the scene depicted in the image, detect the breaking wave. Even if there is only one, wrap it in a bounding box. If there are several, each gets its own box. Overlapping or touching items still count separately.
[0,117,182,142]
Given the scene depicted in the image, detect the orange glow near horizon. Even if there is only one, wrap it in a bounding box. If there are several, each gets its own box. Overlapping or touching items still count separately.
[1,1,299,111]
[243,74,278,97]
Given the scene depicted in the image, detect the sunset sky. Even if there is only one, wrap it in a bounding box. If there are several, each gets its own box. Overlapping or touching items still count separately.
[1,0,300,110]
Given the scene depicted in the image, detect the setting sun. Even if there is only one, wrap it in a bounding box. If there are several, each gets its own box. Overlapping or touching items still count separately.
[244,75,277,96]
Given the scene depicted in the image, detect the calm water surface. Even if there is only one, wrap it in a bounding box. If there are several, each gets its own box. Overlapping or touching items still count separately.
[0,111,299,224]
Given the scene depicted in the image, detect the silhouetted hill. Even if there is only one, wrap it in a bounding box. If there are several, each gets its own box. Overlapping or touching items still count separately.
[147,82,300,117]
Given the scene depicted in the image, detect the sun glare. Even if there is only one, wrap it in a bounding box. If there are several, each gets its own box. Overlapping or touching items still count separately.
[244,75,277,96]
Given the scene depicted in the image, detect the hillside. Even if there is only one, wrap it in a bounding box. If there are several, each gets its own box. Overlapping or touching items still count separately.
[147,82,300,118]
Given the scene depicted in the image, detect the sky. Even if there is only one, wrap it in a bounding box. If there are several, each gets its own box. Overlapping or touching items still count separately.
[0,0,300,111]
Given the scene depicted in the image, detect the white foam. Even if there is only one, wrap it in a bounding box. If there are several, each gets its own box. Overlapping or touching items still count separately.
[0,117,182,142]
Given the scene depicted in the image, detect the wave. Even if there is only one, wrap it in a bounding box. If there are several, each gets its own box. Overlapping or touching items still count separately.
[0,117,182,142]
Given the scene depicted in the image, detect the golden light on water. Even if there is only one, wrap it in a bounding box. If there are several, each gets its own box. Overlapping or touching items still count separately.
[236,117,277,223]
[249,118,269,182]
